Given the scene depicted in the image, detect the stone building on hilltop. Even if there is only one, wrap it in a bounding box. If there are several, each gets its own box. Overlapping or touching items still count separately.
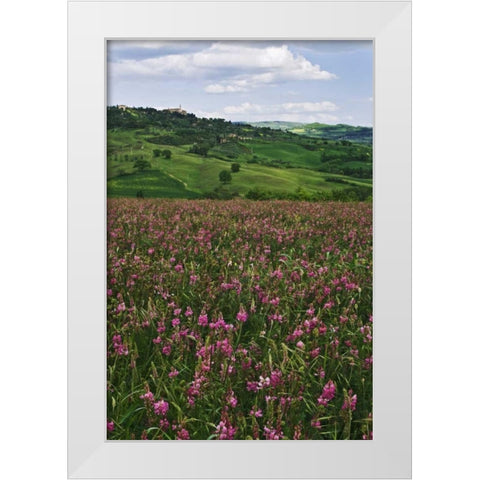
[164,105,187,115]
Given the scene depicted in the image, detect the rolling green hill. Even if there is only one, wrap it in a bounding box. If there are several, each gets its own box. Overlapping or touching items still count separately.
[251,121,372,144]
[248,121,304,131]
[107,107,372,200]
[290,123,373,144]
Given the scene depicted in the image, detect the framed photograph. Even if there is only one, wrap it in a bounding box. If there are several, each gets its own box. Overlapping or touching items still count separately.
[68,0,411,478]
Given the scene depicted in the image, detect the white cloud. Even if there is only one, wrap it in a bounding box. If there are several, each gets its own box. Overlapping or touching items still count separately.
[195,109,228,119]
[282,101,338,113]
[223,101,338,115]
[273,113,340,123]
[203,45,336,92]
[205,83,248,94]
[194,101,340,124]
[110,54,195,77]
[109,43,337,92]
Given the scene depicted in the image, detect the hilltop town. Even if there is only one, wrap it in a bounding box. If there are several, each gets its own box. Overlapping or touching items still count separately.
[117,104,187,115]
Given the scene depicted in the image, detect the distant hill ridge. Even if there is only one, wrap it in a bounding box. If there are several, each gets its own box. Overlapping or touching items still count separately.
[108,106,372,144]
[250,121,372,144]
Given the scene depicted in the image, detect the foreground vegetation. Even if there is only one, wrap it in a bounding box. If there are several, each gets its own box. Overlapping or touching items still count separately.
[107,199,373,440]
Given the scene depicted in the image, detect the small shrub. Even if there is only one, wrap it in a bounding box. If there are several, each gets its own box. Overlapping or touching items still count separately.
[219,170,232,184]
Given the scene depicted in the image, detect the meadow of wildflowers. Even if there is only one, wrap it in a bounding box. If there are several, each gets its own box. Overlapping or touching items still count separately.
[107,199,372,440]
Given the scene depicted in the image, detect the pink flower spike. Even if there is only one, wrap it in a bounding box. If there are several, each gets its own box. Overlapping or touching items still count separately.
[176,427,190,440]
[153,399,169,416]
[236,309,248,322]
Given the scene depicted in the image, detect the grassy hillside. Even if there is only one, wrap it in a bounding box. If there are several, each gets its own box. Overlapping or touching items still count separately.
[107,107,372,200]
[251,121,373,144]
[290,123,372,144]
[107,169,201,199]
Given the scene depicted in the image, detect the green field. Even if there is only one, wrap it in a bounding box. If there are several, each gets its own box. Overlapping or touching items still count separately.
[107,107,372,199]
[107,169,201,198]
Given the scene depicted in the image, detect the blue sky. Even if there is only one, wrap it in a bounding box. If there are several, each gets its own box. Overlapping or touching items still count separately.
[107,41,373,126]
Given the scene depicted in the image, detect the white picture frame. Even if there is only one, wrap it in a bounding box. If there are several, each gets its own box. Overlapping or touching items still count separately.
[68,1,411,478]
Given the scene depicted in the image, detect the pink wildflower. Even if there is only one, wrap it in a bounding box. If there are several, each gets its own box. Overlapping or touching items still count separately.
[342,390,358,411]
[153,399,169,416]
[246,381,259,392]
[215,421,236,440]
[318,380,336,406]
[270,369,282,387]
[249,407,263,418]
[140,391,154,402]
[159,418,170,430]
[310,347,320,358]
[236,308,248,322]
[322,380,336,400]
[112,334,128,356]
[176,428,190,440]
[311,419,322,429]
[227,391,238,408]
[263,425,284,440]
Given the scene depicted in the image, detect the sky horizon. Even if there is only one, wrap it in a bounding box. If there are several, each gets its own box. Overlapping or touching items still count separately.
[107,40,373,127]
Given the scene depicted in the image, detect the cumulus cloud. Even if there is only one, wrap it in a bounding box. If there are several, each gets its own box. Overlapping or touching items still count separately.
[109,42,337,91]
[205,83,249,94]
